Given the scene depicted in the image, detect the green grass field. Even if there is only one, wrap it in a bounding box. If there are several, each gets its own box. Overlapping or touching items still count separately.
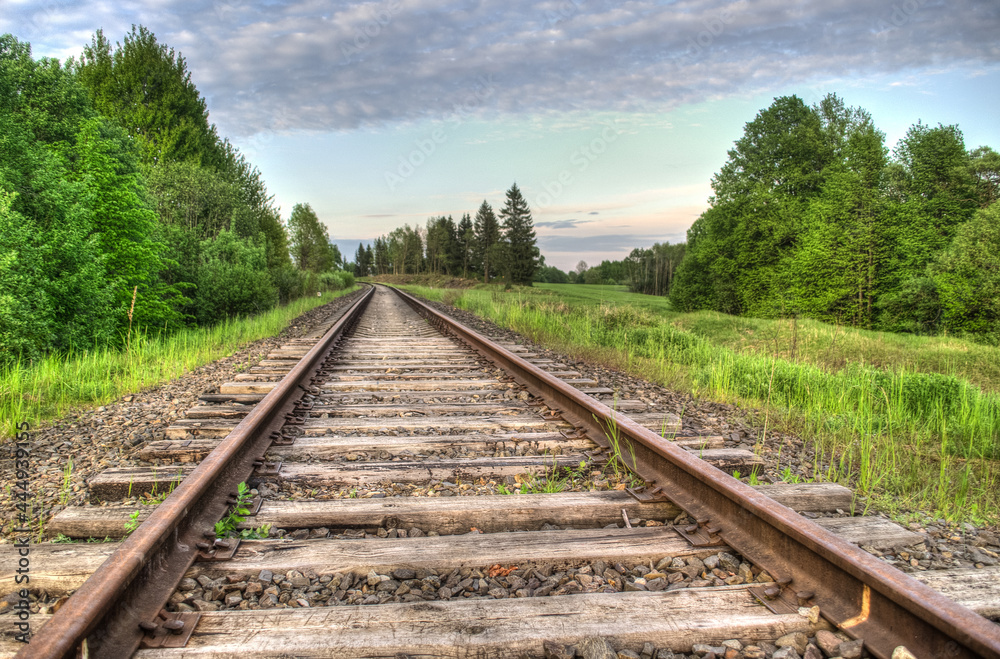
[0,287,360,439]
[403,282,1000,522]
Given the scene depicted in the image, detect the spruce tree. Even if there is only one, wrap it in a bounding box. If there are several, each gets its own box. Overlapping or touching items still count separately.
[473,200,501,282]
[499,183,538,285]
[457,213,474,277]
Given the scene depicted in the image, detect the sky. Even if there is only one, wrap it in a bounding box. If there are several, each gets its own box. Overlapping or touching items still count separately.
[4,0,999,271]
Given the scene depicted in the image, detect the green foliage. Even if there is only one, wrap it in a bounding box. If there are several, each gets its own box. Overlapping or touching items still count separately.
[669,92,998,343]
[474,200,501,282]
[76,26,217,166]
[624,243,685,295]
[0,35,177,361]
[214,482,270,539]
[534,265,570,283]
[124,509,141,535]
[288,203,340,273]
[499,183,538,286]
[195,230,278,324]
[932,201,1000,342]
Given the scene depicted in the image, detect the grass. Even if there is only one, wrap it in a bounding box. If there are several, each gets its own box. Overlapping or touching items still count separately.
[401,282,1000,523]
[0,287,359,439]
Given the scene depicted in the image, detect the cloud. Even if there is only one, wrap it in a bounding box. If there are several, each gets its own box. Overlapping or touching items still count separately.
[9,0,998,136]
[535,218,593,229]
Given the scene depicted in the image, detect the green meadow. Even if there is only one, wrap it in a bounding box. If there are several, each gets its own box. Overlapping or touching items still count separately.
[403,282,1000,522]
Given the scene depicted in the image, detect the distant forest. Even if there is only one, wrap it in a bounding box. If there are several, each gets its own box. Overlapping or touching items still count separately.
[0,28,350,364]
[350,183,541,287]
[670,94,999,342]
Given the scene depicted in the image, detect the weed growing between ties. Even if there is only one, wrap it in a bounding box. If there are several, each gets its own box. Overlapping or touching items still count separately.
[215,482,270,540]
[0,287,360,438]
[401,284,1000,522]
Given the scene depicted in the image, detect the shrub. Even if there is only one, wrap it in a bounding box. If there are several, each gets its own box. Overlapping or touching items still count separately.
[194,230,277,323]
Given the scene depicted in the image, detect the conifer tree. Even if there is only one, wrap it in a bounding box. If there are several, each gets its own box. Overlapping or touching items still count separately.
[473,200,501,282]
[457,213,474,277]
[499,183,538,285]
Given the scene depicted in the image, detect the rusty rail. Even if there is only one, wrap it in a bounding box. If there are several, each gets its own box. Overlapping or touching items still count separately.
[17,285,374,659]
[393,286,1000,659]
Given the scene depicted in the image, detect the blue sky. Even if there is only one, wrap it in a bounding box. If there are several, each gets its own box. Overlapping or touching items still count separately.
[5,0,999,270]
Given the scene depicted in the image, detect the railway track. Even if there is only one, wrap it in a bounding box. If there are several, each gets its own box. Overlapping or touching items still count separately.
[5,284,1000,658]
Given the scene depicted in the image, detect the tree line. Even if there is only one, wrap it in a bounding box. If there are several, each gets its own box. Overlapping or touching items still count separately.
[564,242,687,294]
[657,93,1000,342]
[0,28,351,364]
[351,183,540,286]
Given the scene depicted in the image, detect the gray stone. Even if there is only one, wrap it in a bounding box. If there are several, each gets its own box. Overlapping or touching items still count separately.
[640,642,656,659]
[803,645,823,659]
[617,651,640,659]
[655,650,675,659]
[838,639,865,659]
[392,568,416,580]
[192,599,219,612]
[814,630,841,655]
[773,648,800,659]
[702,554,720,570]
[717,552,741,572]
[776,632,809,653]
[178,578,198,591]
[578,636,617,659]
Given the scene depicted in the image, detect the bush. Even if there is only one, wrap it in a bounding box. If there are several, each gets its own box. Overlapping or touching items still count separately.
[194,230,277,324]
[318,270,354,291]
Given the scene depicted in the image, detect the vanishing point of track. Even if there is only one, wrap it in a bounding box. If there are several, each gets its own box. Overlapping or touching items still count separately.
[13,284,1000,658]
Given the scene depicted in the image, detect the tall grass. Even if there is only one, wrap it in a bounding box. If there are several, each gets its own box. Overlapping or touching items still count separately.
[0,288,359,439]
[405,284,1000,521]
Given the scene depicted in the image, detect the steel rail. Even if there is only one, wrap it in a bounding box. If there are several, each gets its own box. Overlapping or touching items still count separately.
[393,286,1000,659]
[17,285,375,659]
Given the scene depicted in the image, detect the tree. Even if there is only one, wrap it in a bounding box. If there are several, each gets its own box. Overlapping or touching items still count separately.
[76,26,217,166]
[474,200,501,282]
[499,183,538,285]
[968,146,1000,208]
[425,216,458,274]
[354,242,371,277]
[931,201,1000,342]
[672,95,834,315]
[0,34,180,359]
[625,243,686,296]
[457,213,474,277]
[287,203,337,272]
[790,105,889,327]
[373,237,390,275]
